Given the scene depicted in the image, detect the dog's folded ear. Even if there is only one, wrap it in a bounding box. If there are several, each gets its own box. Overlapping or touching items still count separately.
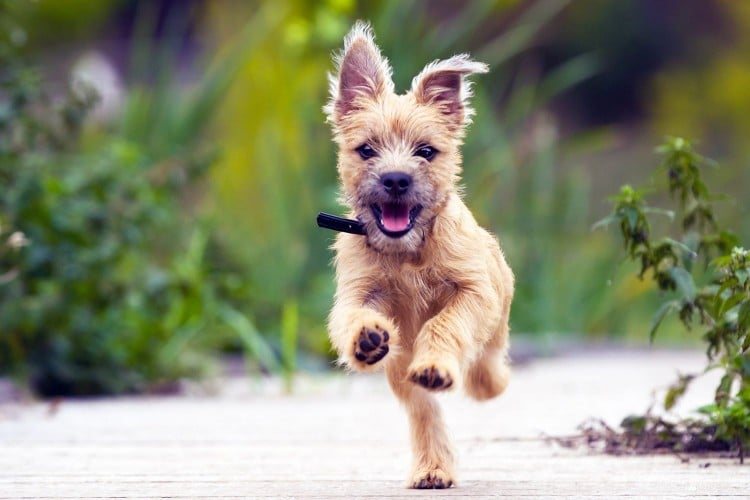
[411,55,489,130]
[326,21,394,123]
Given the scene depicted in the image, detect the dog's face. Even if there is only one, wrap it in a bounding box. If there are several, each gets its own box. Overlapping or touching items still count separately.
[325,22,487,254]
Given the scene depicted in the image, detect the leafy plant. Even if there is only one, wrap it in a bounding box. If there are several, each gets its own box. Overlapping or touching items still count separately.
[0,60,204,395]
[0,9,279,396]
[595,137,750,461]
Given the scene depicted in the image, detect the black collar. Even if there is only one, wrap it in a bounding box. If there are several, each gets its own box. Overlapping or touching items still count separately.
[316,212,366,235]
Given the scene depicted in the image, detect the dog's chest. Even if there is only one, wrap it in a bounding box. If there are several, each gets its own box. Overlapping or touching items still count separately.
[383,266,457,336]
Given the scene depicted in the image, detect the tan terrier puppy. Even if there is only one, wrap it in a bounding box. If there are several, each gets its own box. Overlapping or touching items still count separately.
[323,22,514,489]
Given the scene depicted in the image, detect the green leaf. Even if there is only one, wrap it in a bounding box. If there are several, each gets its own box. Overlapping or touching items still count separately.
[591,213,620,231]
[664,374,695,410]
[218,305,281,373]
[738,301,750,331]
[642,207,675,220]
[697,404,718,415]
[662,237,698,260]
[668,267,696,301]
[743,334,750,353]
[621,415,647,433]
[649,300,680,343]
[693,178,709,198]
[711,255,733,269]
[624,206,639,231]
[719,231,740,251]
[736,269,750,287]
[741,354,750,376]
[720,293,747,320]
[715,374,734,406]
[716,278,738,300]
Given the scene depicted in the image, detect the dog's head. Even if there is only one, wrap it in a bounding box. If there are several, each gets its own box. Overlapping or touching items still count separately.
[325,21,488,254]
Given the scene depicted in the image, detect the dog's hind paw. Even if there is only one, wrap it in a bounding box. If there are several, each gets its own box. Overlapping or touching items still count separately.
[353,324,390,366]
[410,468,454,489]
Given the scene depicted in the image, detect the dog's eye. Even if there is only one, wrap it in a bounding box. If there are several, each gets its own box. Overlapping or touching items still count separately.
[414,145,438,161]
[356,144,377,160]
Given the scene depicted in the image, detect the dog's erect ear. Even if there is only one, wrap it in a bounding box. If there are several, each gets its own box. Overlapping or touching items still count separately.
[411,55,489,129]
[326,21,393,123]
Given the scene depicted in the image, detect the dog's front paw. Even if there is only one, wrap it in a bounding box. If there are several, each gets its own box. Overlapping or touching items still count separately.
[343,308,396,371]
[408,361,455,391]
[410,468,455,489]
[353,324,390,366]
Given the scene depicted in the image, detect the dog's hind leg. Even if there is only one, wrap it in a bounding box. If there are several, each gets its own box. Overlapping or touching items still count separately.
[386,357,456,489]
[465,292,511,400]
[465,285,512,401]
[464,341,510,401]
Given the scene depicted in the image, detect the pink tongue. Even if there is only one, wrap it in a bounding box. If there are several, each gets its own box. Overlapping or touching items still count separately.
[381,203,410,232]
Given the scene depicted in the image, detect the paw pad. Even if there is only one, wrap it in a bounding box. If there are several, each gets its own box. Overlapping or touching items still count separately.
[412,471,454,489]
[353,326,389,365]
[410,365,453,390]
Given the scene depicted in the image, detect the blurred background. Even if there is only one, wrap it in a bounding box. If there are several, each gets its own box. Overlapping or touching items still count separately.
[1,0,748,397]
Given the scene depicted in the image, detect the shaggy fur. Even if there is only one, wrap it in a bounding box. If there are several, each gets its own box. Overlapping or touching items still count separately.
[324,22,514,489]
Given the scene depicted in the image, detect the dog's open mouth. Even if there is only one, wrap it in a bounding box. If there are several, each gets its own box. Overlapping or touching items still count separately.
[371,203,423,238]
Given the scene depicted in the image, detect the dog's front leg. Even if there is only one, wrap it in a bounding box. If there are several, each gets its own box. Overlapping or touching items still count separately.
[408,283,500,390]
[328,272,397,372]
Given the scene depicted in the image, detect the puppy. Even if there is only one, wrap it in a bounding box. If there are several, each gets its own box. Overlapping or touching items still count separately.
[323,22,514,489]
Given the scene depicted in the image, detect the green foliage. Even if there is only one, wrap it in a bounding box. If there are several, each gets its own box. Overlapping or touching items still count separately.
[596,137,750,459]
[478,115,620,335]
[0,12,278,396]
[205,1,342,366]
[0,62,198,395]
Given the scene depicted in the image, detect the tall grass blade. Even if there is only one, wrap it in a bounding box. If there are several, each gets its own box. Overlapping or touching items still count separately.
[476,0,570,65]
[180,2,287,146]
[281,299,298,393]
[218,305,281,374]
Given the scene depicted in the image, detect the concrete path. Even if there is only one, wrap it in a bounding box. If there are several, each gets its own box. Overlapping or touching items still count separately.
[1,349,747,499]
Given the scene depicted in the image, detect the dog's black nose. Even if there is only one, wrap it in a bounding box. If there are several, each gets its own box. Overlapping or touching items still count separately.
[381,172,412,196]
